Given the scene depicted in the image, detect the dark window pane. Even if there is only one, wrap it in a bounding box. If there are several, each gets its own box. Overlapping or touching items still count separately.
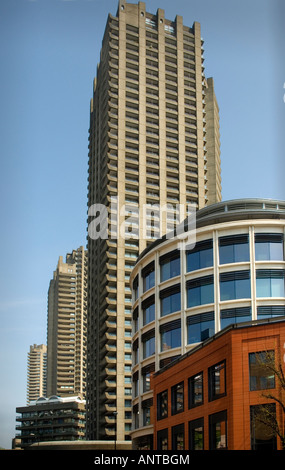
[201,283,214,304]
[249,351,275,391]
[161,256,180,282]
[187,283,214,307]
[219,241,249,264]
[143,336,155,358]
[200,248,213,269]
[257,305,285,320]
[157,429,168,450]
[187,286,200,308]
[234,242,249,262]
[188,319,215,344]
[220,278,251,301]
[161,291,181,316]
[172,424,184,450]
[143,302,155,325]
[209,361,226,401]
[209,411,227,450]
[187,251,200,271]
[219,244,234,265]
[235,278,251,298]
[161,327,181,351]
[157,390,168,420]
[187,248,213,272]
[188,372,203,408]
[143,372,151,392]
[220,280,235,301]
[220,307,252,330]
[171,382,184,415]
[250,404,277,450]
[143,270,155,291]
[189,418,204,450]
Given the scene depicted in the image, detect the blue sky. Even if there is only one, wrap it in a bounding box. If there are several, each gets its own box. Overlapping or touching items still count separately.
[0,0,284,449]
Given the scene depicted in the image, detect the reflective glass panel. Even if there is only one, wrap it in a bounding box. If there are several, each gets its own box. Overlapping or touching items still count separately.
[219,242,249,264]
[220,278,250,301]
[161,327,181,351]
[256,275,285,298]
[187,319,215,344]
[187,284,214,308]
[161,291,181,316]
[143,302,155,325]
[255,241,284,261]
[161,256,180,282]
[143,336,155,358]
[143,270,155,292]
[187,248,213,272]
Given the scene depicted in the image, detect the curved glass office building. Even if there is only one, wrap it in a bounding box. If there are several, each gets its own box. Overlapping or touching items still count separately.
[130,198,285,449]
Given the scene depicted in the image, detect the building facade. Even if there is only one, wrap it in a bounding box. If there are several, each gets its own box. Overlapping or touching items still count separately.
[86,0,221,442]
[16,396,86,449]
[47,246,88,399]
[130,198,285,448]
[152,318,285,450]
[27,344,47,405]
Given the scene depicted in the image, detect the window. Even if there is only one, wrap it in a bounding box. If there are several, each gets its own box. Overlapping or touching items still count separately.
[186,239,213,272]
[160,320,181,351]
[142,330,155,358]
[186,275,214,308]
[142,261,155,292]
[220,306,252,330]
[209,411,227,450]
[188,372,203,408]
[257,305,285,320]
[187,312,214,344]
[157,429,168,450]
[219,234,249,264]
[160,285,181,316]
[157,390,168,420]
[255,233,284,261]
[208,360,226,401]
[133,373,139,397]
[250,404,277,450]
[256,270,285,298]
[143,407,151,426]
[171,382,184,415]
[133,275,139,301]
[160,250,180,282]
[142,295,155,325]
[132,338,139,364]
[189,418,204,450]
[144,269,155,292]
[142,363,154,393]
[133,306,139,332]
[142,372,150,392]
[171,423,184,450]
[249,351,275,391]
[220,270,251,301]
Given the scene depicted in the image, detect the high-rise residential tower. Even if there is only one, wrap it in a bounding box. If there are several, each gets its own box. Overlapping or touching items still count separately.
[27,344,47,404]
[47,246,88,399]
[86,0,221,442]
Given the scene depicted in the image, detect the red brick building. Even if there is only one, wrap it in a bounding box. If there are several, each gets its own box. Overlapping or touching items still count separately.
[151,318,285,450]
